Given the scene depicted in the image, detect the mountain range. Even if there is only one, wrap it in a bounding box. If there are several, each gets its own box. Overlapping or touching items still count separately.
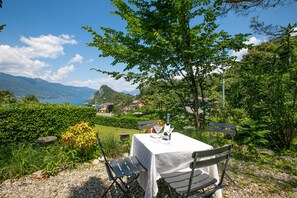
[0,72,96,99]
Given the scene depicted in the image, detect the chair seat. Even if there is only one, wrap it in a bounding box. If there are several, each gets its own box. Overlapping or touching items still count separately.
[160,145,232,198]
[96,133,147,197]
[162,170,217,195]
[110,156,146,179]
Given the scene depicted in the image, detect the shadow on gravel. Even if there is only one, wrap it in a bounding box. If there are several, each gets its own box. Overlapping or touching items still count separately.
[68,176,171,198]
[68,176,107,198]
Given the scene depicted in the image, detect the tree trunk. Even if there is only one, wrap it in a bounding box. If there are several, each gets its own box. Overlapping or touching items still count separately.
[193,93,200,128]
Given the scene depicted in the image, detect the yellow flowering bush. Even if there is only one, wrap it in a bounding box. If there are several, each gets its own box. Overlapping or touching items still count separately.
[61,121,97,150]
[157,119,165,126]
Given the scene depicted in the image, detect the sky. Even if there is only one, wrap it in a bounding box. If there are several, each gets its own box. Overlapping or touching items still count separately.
[0,0,297,92]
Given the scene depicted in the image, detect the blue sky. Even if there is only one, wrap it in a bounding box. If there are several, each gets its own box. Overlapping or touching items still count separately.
[0,0,296,92]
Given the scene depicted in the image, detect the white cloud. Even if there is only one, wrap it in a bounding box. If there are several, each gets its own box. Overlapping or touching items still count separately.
[41,65,75,82]
[0,34,77,79]
[20,34,77,58]
[68,77,138,92]
[232,36,262,60]
[0,45,48,78]
[68,54,84,64]
[245,36,262,45]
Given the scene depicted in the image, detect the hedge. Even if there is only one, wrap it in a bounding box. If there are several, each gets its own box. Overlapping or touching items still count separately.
[0,103,96,143]
[94,115,150,129]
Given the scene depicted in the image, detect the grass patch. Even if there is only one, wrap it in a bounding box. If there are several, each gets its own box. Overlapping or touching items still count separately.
[94,124,139,141]
[94,124,139,157]
[0,142,76,182]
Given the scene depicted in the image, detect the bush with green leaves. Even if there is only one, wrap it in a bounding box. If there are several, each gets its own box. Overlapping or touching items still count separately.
[0,103,96,143]
[236,120,270,153]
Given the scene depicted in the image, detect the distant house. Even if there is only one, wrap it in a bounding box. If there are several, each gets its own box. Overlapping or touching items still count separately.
[131,100,145,109]
[121,107,131,114]
[99,107,107,113]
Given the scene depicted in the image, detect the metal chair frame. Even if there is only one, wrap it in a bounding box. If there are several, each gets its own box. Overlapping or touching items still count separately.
[161,145,233,198]
[96,133,146,198]
[208,121,241,189]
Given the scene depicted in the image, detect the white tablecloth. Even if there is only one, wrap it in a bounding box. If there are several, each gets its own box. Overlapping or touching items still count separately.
[130,132,222,198]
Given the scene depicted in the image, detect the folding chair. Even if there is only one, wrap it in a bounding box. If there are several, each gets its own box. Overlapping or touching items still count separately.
[95,133,146,198]
[137,120,158,133]
[161,145,232,198]
[208,122,236,140]
[208,121,240,188]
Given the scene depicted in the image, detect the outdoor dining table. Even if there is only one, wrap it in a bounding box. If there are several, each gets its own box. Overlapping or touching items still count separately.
[130,132,222,198]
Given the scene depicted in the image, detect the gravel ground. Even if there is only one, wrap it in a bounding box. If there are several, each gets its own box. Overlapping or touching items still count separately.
[0,158,296,198]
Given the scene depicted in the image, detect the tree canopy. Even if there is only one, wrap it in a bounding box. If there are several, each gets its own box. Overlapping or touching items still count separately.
[84,0,248,127]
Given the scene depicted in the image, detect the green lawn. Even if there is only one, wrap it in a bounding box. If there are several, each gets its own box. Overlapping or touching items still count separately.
[94,124,139,141]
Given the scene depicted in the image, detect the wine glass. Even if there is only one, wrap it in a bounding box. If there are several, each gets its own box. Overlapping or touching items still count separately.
[153,125,163,134]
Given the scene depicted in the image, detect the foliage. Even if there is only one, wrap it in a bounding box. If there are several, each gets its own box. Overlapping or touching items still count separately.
[94,114,152,129]
[228,24,297,149]
[0,90,16,105]
[237,121,270,154]
[61,122,97,149]
[0,142,76,182]
[20,95,39,103]
[61,122,98,161]
[83,0,249,128]
[98,133,122,158]
[94,125,140,157]
[0,103,96,143]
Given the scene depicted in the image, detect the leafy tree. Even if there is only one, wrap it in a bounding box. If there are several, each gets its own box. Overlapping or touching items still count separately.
[21,95,40,103]
[0,90,16,105]
[83,0,248,128]
[229,24,297,149]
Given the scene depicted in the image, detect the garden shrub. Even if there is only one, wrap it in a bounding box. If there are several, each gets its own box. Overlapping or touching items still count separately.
[0,103,96,143]
[61,121,98,161]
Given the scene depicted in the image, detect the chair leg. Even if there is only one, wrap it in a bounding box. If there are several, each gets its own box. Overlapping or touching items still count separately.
[115,179,132,198]
[101,180,116,198]
[102,179,132,198]
[225,173,241,189]
[164,180,174,198]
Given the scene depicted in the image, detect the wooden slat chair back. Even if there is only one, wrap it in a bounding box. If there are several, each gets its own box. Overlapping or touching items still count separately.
[161,144,233,198]
[137,120,158,133]
[95,133,146,197]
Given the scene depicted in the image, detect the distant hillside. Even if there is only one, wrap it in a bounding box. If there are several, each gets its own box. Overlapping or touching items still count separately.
[0,72,96,99]
[121,89,140,95]
[91,85,134,105]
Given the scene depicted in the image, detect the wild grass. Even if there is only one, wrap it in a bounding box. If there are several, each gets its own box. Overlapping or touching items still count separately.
[0,142,76,182]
